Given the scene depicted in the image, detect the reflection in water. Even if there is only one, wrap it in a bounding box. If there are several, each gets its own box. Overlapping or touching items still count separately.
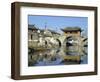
[28,46,88,66]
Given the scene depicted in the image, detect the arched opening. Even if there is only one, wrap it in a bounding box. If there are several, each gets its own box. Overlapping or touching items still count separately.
[63,36,80,55]
[66,36,73,46]
[63,36,73,48]
[56,39,61,48]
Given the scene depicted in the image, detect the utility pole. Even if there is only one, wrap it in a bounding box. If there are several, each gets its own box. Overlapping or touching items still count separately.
[45,22,47,30]
[56,27,58,32]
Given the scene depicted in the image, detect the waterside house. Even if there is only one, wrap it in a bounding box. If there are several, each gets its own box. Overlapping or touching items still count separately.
[28,25,61,49]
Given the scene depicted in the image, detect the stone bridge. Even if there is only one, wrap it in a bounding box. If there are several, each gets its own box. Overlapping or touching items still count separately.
[54,34,87,48]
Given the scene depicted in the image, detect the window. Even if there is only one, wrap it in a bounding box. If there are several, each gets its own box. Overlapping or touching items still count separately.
[31,34,32,40]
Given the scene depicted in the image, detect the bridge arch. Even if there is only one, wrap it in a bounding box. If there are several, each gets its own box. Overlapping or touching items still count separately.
[56,39,61,47]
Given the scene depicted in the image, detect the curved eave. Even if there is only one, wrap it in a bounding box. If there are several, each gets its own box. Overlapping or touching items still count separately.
[28,28,38,31]
[61,29,83,32]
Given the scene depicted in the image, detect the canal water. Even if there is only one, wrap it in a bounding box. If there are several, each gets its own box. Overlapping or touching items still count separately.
[28,46,88,66]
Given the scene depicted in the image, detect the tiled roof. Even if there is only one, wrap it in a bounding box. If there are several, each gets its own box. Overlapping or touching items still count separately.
[28,25,38,30]
[40,29,60,35]
[61,27,82,32]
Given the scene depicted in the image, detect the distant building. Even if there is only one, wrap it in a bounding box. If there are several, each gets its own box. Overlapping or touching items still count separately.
[47,29,60,38]
[28,25,39,41]
[28,25,61,48]
[61,27,82,37]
